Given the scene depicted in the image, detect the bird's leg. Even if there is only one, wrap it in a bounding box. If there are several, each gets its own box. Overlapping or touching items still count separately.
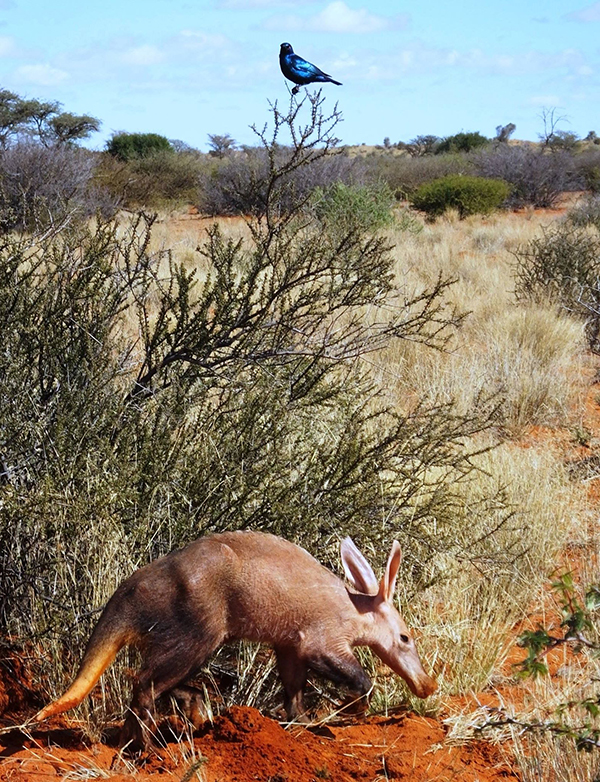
[292,85,300,95]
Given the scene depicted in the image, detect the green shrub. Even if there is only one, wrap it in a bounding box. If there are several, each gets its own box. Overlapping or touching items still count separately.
[410,174,510,219]
[106,131,173,161]
[576,149,600,194]
[366,153,473,199]
[586,166,600,193]
[313,182,396,233]
[435,131,489,154]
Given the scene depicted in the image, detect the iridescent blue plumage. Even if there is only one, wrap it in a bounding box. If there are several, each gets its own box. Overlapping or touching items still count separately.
[279,42,342,95]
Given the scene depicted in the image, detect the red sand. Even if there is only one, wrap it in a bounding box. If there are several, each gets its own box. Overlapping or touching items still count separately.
[1,705,518,782]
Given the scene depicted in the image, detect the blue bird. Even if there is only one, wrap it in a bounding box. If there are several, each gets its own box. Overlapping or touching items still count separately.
[279,42,342,95]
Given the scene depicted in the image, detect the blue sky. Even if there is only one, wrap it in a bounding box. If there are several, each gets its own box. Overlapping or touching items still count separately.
[0,0,597,150]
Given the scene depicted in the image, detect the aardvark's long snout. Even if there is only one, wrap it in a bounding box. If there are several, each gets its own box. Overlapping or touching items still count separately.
[405,670,437,698]
[378,644,437,698]
[399,648,437,698]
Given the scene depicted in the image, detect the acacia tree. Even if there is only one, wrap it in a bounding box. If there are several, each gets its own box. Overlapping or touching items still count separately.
[537,107,579,152]
[47,112,101,146]
[0,89,100,148]
[207,133,237,158]
[407,134,441,156]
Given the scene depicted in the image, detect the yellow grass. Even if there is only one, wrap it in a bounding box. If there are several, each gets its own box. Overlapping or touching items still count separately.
[81,206,594,772]
[374,210,586,433]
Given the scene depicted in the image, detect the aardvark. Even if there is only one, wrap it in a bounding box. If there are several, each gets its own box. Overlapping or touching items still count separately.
[35,531,436,747]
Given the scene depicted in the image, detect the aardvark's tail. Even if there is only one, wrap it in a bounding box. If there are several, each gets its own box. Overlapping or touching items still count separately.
[35,613,131,721]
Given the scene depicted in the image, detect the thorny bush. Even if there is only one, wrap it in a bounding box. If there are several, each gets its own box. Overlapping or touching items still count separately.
[0,142,116,232]
[474,145,579,208]
[1,92,512,723]
[513,223,600,353]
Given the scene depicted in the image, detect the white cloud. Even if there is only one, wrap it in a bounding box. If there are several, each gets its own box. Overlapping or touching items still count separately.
[264,1,408,34]
[219,0,313,7]
[16,63,68,86]
[529,94,561,106]
[168,31,241,68]
[176,30,234,51]
[565,2,600,21]
[327,43,593,86]
[121,45,165,66]
[56,30,265,94]
[0,35,15,56]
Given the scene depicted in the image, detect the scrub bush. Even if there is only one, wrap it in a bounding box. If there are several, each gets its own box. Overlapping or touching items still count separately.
[475,146,579,208]
[410,174,510,219]
[107,131,173,161]
[313,181,396,234]
[514,224,600,352]
[0,93,514,729]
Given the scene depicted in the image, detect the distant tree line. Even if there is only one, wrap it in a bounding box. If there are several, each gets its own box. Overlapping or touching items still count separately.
[1,87,600,226]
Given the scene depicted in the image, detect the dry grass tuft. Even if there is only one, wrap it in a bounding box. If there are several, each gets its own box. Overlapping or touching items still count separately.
[375,211,585,434]
[508,732,600,782]
[400,443,582,704]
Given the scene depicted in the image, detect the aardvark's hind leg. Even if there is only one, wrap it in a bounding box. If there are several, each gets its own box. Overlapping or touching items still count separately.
[120,637,220,750]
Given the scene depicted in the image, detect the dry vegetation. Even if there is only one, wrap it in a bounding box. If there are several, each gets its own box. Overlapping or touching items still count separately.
[95,201,595,777]
[145,202,598,779]
[2,93,600,782]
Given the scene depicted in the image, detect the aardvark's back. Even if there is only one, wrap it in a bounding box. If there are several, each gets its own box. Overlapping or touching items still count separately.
[171,531,351,643]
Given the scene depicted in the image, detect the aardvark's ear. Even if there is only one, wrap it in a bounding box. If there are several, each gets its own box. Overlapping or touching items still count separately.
[340,537,379,595]
[379,541,401,603]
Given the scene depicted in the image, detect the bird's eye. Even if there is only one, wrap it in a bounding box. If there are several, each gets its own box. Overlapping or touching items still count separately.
[400,634,409,644]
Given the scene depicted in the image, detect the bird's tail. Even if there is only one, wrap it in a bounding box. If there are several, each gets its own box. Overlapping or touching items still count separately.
[329,79,342,86]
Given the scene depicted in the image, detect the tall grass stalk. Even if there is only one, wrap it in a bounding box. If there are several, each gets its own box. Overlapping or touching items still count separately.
[395,443,581,706]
